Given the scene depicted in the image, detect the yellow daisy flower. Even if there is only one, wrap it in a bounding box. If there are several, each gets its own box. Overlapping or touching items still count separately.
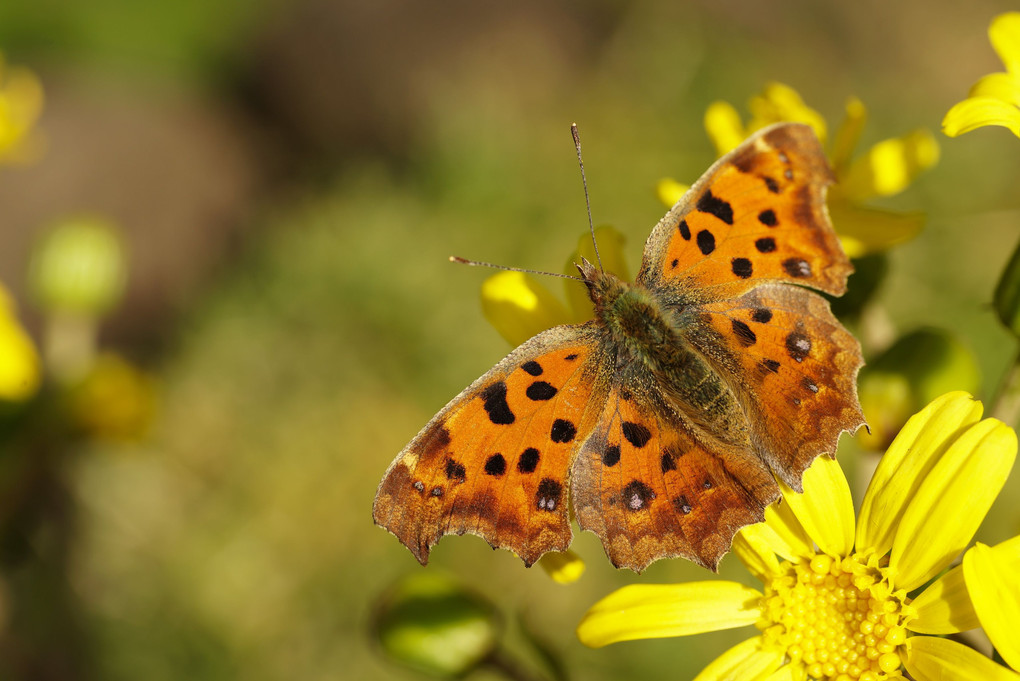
[962,536,1020,672]
[0,52,44,164]
[943,13,1020,138]
[577,392,1019,681]
[659,83,938,258]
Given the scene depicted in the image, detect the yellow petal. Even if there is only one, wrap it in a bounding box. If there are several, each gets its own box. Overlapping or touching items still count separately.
[694,636,784,681]
[537,550,586,584]
[990,12,1020,75]
[748,82,827,143]
[828,201,924,258]
[904,635,1020,681]
[704,101,746,156]
[480,271,571,346]
[908,563,979,635]
[970,72,1020,107]
[733,524,783,583]
[830,96,867,174]
[576,582,762,648]
[837,129,939,200]
[779,455,854,558]
[657,177,690,208]
[964,538,1020,670]
[857,392,983,557]
[0,285,41,401]
[762,497,815,562]
[562,226,628,323]
[943,97,1020,137]
[764,662,807,681]
[889,417,1017,591]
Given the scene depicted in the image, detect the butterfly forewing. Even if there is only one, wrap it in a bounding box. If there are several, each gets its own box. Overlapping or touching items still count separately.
[373,323,609,566]
[638,124,851,299]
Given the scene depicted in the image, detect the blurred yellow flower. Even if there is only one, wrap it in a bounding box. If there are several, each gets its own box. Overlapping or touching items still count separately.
[67,353,157,443]
[0,53,44,164]
[666,82,939,258]
[577,392,1019,681]
[0,283,41,401]
[943,13,1020,138]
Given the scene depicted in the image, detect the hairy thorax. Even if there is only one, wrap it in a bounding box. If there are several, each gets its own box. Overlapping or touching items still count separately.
[584,266,750,446]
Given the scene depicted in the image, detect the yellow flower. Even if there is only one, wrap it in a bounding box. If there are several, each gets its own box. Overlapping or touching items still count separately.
[0,282,41,401]
[943,13,1020,138]
[963,536,1020,672]
[669,82,938,258]
[577,392,1019,681]
[0,52,44,164]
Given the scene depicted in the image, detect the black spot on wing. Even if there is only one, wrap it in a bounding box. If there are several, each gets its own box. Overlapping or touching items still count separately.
[445,458,466,481]
[752,307,773,323]
[731,258,753,279]
[678,219,691,240]
[521,361,543,376]
[484,454,506,476]
[602,444,621,467]
[622,480,656,511]
[536,478,563,512]
[526,381,557,401]
[697,189,734,225]
[759,358,781,374]
[621,422,651,448]
[786,332,812,362]
[755,237,776,253]
[731,319,757,347]
[481,381,515,424]
[673,495,692,514]
[696,230,716,256]
[764,177,780,193]
[518,448,539,473]
[783,258,812,278]
[550,419,576,443]
[758,209,778,227]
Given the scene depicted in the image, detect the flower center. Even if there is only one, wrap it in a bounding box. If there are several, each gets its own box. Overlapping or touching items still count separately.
[757,553,909,681]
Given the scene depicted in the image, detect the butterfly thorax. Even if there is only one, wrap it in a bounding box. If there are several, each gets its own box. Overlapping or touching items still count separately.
[579,261,751,445]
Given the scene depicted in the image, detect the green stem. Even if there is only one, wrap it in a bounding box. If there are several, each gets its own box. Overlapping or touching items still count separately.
[991,344,1020,426]
[481,648,547,681]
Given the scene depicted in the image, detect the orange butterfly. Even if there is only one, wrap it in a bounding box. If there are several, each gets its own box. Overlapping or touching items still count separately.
[374,123,865,571]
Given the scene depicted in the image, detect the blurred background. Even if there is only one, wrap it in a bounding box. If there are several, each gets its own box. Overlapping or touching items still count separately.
[0,0,1018,679]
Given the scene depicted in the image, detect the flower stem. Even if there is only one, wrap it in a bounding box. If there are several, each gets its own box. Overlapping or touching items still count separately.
[991,344,1020,426]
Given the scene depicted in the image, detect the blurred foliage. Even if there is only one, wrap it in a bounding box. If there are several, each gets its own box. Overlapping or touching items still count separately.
[0,1,1018,680]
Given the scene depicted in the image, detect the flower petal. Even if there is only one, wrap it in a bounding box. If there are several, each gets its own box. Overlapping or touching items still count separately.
[747,82,827,143]
[704,101,746,156]
[889,417,1017,591]
[990,12,1020,75]
[656,178,690,208]
[970,72,1020,107]
[764,662,807,681]
[964,538,1020,670]
[537,550,585,584]
[480,271,571,346]
[827,201,924,258]
[908,563,979,634]
[733,524,782,583]
[904,635,1020,681]
[779,455,854,558]
[857,391,983,557]
[943,97,1020,138]
[762,497,815,562]
[830,96,867,174]
[837,129,939,200]
[694,636,784,681]
[563,226,628,322]
[576,582,762,648]
[0,284,40,401]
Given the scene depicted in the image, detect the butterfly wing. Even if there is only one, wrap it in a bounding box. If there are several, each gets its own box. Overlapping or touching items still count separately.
[569,385,779,571]
[686,284,864,490]
[373,323,610,566]
[637,123,851,300]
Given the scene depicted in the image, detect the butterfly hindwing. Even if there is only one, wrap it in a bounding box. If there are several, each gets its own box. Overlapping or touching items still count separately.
[686,284,865,489]
[373,323,609,566]
[638,123,851,299]
[570,385,778,571]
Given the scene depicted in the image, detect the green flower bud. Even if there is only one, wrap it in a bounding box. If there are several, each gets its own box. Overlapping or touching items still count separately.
[28,216,127,316]
[373,574,499,677]
[858,328,981,450]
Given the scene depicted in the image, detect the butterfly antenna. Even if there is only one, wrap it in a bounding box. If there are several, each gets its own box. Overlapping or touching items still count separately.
[571,123,603,273]
[449,256,583,281]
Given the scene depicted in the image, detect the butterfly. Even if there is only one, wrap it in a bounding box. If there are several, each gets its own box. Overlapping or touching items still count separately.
[373,123,865,572]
